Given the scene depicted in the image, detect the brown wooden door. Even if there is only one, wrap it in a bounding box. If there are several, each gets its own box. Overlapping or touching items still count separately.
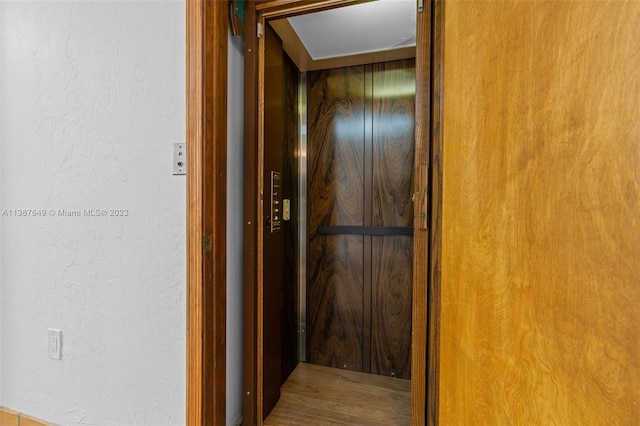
[438,2,640,423]
[262,23,284,418]
[261,23,301,419]
[307,59,415,379]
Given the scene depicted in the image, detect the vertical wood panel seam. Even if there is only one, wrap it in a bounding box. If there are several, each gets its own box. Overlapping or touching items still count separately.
[363,63,373,374]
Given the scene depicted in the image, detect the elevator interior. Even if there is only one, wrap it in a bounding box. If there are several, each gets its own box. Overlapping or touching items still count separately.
[258,1,418,421]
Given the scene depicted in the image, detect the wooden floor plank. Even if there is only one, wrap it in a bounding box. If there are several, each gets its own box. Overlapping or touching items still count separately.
[265,363,411,425]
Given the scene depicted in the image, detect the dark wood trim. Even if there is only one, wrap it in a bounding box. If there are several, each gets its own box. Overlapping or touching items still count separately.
[243,1,259,425]
[186,0,228,425]
[410,1,431,424]
[256,0,369,18]
[427,1,445,425]
[317,226,414,236]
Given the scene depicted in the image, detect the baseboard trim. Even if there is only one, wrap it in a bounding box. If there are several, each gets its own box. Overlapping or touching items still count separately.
[0,407,53,426]
[0,407,20,426]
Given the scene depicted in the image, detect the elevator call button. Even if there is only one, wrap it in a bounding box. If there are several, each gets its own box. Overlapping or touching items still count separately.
[270,171,282,233]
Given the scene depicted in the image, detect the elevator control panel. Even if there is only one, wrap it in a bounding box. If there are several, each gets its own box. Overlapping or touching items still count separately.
[269,171,282,233]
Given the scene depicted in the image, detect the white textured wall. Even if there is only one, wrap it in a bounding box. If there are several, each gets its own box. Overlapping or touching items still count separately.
[226,34,244,426]
[0,1,186,425]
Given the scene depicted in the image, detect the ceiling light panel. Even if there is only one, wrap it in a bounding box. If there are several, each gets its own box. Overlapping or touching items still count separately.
[287,0,416,61]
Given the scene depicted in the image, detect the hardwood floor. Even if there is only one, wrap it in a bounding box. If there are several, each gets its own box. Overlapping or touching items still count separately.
[264,363,411,425]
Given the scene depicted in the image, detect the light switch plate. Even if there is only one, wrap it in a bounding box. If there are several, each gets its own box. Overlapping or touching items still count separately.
[48,329,61,360]
[173,143,186,175]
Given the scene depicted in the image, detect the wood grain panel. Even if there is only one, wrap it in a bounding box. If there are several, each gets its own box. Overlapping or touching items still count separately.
[440,2,640,424]
[372,59,416,229]
[307,66,365,372]
[308,67,366,230]
[371,235,413,380]
[307,234,365,370]
[307,61,417,378]
[371,59,415,380]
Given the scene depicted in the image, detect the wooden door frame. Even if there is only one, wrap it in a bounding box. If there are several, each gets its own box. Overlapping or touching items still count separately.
[186,0,228,425]
[185,0,444,424]
[241,1,443,425]
[427,1,444,424]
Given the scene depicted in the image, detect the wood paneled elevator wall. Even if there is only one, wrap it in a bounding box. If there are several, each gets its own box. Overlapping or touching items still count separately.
[307,59,416,379]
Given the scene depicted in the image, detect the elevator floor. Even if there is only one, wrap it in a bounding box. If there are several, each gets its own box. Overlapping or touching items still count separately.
[264,362,411,425]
